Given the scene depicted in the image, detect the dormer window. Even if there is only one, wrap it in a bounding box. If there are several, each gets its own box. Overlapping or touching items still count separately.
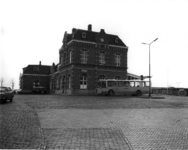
[115,38,119,43]
[82,32,86,38]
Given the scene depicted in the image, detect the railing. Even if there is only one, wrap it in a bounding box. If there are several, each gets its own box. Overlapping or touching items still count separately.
[152,88,187,96]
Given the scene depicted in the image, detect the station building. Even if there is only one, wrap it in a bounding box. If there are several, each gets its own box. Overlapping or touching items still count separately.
[20,24,140,94]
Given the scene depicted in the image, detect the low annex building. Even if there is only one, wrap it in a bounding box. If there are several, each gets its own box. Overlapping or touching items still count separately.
[20,24,140,94]
[19,61,51,93]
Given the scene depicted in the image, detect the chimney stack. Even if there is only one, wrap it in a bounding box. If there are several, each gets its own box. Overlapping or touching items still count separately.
[39,61,41,65]
[88,24,92,31]
[72,28,76,33]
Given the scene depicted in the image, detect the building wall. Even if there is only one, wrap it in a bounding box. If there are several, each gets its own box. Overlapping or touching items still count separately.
[21,75,50,93]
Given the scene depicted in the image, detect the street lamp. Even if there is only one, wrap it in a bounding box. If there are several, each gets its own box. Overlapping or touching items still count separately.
[142,38,158,99]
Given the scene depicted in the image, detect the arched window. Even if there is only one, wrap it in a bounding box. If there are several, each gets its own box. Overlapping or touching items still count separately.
[98,75,106,80]
[68,74,71,89]
[115,76,121,80]
[56,79,59,90]
[33,79,40,87]
[69,50,72,63]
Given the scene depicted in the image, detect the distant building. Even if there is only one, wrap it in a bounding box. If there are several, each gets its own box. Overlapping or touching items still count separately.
[20,25,140,94]
[19,61,51,93]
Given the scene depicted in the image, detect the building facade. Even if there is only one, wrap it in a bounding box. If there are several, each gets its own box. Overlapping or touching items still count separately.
[19,61,51,93]
[20,25,140,95]
[50,24,129,95]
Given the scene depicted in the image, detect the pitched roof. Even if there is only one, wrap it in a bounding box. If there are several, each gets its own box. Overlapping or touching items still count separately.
[23,65,51,75]
[67,26,127,47]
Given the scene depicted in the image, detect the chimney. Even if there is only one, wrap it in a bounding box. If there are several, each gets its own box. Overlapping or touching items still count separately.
[100,29,105,33]
[88,24,92,31]
[72,28,76,33]
[39,61,41,65]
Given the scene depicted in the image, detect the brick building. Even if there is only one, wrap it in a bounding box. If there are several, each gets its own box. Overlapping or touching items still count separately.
[50,24,130,95]
[20,25,140,95]
[19,61,51,93]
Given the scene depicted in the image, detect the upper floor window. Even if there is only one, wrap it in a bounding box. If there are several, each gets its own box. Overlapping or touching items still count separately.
[82,32,86,38]
[115,38,119,43]
[60,55,63,65]
[69,50,72,63]
[34,66,39,71]
[115,54,121,66]
[81,49,88,64]
[63,53,66,65]
[99,52,105,65]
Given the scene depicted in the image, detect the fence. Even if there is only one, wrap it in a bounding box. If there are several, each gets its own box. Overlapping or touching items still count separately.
[152,88,188,96]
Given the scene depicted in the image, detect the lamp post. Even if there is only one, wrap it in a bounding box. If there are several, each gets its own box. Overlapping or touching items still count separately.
[142,38,158,99]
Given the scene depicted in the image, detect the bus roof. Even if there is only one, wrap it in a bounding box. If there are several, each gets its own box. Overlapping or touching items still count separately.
[98,79,148,82]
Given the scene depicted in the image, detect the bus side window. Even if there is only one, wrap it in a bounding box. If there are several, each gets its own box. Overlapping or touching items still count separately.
[130,82,134,87]
[140,81,144,87]
[135,82,139,87]
[108,81,116,87]
[145,81,149,87]
[124,81,130,87]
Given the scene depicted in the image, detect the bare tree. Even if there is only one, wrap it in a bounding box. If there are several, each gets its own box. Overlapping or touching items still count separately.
[11,79,15,90]
[0,78,4,87]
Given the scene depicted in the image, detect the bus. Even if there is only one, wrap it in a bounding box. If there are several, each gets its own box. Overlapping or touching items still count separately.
[96,79,150,96]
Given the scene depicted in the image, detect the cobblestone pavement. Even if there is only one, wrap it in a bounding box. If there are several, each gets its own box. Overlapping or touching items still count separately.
[1,94,188,149]
[0,99,43,149]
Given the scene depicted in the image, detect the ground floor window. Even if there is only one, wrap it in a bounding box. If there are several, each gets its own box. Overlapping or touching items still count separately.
[68,75,71,89]
[80,75,87,89]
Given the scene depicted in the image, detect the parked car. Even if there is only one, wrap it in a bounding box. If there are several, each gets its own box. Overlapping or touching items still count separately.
[0,87,14,103]
[17,89,32,94]
[32,86,46,94]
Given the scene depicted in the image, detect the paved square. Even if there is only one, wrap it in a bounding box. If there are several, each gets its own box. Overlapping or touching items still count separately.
[1,94,188,149]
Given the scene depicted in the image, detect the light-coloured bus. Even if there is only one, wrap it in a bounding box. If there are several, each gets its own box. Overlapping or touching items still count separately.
[96,79,150,96]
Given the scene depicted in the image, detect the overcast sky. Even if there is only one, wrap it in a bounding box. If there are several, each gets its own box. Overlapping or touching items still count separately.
[0,0,188,89]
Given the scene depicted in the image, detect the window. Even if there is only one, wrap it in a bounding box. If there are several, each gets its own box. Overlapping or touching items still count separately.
[56,79,59,89]
[68,75,71,89]
[80,75,87,89]
[99,52,105,64]
[115,76,121,80]
[82,32,86,38]
[34,66,39,71]
[60,55,63,65]
[108,81,116,87]
[115,38,119,43]
[64,53,66,65]
[69,50,72,63]
[123,81,130,87]
[81,49,88,64]
[115,54,121,66]
[98,75,106,80]
[130,82,135,87]
[33,79,40,87]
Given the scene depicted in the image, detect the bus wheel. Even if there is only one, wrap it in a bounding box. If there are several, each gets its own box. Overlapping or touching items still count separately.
[136,90,142,96]
[108,90,114,96]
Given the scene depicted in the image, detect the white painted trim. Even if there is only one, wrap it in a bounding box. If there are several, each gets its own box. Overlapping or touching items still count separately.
[23,74,49,76]
[67,39,96,45]
[67,39,128,49]
[109,44,128,49]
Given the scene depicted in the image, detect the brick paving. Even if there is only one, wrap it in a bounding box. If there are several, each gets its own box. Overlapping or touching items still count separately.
[1,94,188,149]
[0,100,43,149]
[43,128,130,150]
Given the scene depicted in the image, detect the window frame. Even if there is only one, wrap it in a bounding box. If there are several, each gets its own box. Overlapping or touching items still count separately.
[81,49,88,64]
